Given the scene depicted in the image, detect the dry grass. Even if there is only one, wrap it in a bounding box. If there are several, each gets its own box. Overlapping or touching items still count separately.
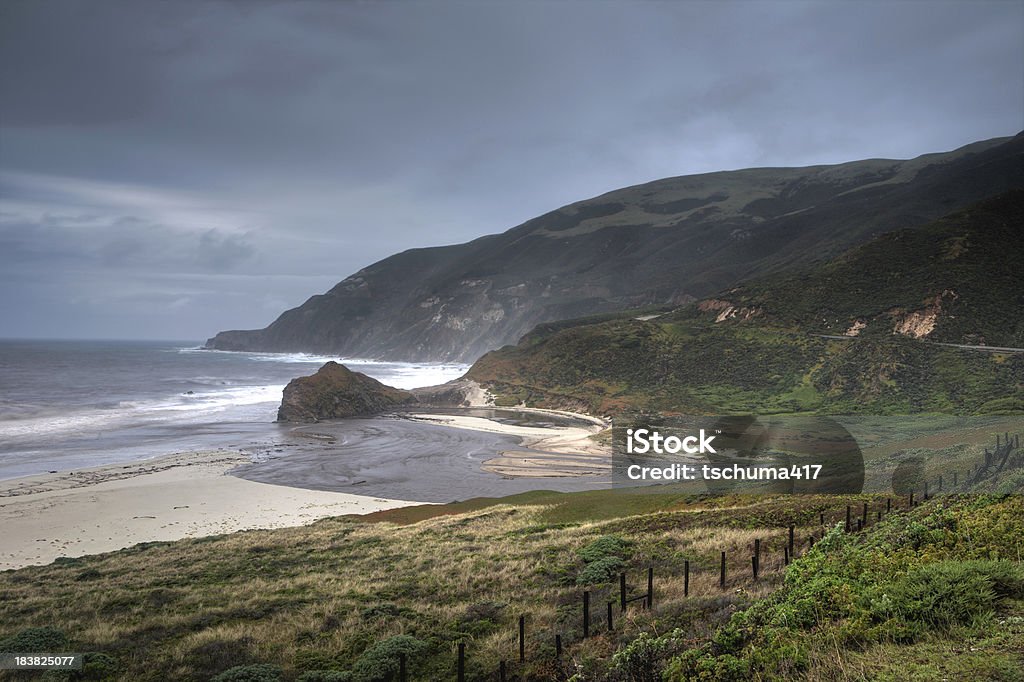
[0,493,845,680]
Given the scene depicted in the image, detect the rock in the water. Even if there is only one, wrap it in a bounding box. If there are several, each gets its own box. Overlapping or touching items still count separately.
[277,361,416,422]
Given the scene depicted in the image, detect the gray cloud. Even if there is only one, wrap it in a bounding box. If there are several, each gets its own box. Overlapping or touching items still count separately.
[0,0,1021,340]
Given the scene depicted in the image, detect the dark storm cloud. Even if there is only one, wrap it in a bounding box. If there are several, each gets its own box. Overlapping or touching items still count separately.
[1,0,1021,340]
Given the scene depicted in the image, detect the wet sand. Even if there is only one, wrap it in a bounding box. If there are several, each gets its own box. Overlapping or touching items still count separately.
[232,408,612,502]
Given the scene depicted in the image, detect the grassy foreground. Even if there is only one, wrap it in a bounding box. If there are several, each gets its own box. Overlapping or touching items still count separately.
[1,487,1022,681]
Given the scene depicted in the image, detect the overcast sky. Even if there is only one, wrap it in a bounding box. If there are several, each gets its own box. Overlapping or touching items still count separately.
[1,0,1021,341]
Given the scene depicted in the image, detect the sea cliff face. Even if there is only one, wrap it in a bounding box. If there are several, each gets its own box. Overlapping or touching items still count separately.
[277,362,417,422]
[207,134,1024,362]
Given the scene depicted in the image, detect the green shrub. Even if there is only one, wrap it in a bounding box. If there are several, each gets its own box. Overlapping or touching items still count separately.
[611,629,684,682]
[574,534,632,585]
[577,535,631,563]
[576,556,625,585]
[868,560,1019,633]
[0,626,68,652]
[350,635,428,682]
[662,648,749,682]
[79,652,119,680]
[965,559,1024,598]
[211,664,283,682]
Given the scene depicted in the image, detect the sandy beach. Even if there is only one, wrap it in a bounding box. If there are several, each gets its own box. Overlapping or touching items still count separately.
[405,408,611,477]
[0,407,611,571]
[0,450,419,571]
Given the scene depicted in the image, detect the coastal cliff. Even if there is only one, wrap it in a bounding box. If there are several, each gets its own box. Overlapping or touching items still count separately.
[206,134,1024,362]
[277,362,417,422]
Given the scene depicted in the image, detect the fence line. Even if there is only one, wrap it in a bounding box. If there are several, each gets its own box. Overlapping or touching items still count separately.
[412,431,1022,680]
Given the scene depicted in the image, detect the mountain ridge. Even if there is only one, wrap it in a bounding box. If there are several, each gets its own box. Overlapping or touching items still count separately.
[206,133,1024,362]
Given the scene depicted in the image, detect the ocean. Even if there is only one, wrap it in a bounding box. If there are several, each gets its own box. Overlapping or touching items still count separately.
[0,339,467,481]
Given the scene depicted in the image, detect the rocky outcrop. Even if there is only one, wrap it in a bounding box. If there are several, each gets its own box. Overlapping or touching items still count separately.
[277,362,417,422]
[207,134,1024,362]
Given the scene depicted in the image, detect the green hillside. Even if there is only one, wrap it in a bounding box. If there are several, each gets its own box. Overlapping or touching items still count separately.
[467,191,1024,416]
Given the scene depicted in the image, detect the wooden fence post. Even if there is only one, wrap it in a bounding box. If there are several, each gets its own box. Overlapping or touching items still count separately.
[909,492,914,508]
[751,555,758,580]
[923,481,929,500]
[784,546,790,566]
[819,511,824,525]
[555,634,562,659]
[788,525,795,557]
[399,652,407,682]
[861,503,867,526]
[845,506,851,532]
[647,567,654,609]
[519,615,525,663]
[684,560,690,597]
[886,498,891,514]
[457,642,465,682]
[583,591,590,639]
[720,551,726,589]
[499,660,506,682]
[953,471,958,487]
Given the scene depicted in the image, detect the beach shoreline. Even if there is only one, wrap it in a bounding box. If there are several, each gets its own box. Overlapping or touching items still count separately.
[0,449,420,571]
[0,406,611,571]
[403,407,611,477]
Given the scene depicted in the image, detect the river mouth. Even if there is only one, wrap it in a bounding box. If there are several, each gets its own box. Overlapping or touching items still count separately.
[229,408,611,503]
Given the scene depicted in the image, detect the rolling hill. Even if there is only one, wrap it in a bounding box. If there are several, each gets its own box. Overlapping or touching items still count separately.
[466,190,1024,416]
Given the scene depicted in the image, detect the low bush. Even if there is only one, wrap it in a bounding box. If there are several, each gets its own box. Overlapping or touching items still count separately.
[577,535,632,563]
[0,626,68,652]
[576,556,626,585]
[869,559,1024,636]
[349,635,428,682]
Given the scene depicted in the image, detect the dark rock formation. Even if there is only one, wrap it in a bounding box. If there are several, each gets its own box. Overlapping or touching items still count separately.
[208,134,1024,362]
[277,361,417,422]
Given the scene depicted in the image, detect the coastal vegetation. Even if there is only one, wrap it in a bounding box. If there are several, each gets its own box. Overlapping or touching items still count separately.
[1,488,1021,680]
